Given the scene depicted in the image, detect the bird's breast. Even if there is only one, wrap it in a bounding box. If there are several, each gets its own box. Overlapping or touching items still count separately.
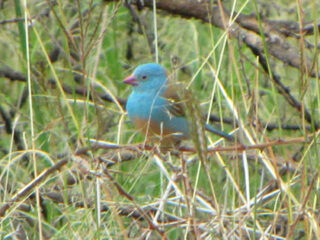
[126,92,166,120]
[126,91,190,139]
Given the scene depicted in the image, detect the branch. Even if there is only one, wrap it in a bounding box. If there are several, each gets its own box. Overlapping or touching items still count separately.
[107,0,319,78]
[0,105,26,151]
[248,42,319,130]
[80,134,313,156]
[0,67,26,82]
[0,158,68,217]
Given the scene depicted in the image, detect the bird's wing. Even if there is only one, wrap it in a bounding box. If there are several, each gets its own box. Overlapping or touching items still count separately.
[162,82,189,118]
[163,79,233,140]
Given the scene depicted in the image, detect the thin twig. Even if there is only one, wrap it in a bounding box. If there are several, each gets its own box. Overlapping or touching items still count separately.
[0,158,68,217]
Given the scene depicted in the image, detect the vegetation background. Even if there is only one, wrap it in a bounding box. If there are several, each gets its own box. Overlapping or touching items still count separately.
[0,0,319,239]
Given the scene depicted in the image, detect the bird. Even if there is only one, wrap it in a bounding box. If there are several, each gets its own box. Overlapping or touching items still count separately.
[123,63,233,147]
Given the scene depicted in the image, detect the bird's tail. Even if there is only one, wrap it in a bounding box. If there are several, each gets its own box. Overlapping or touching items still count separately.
[205,123,234,141]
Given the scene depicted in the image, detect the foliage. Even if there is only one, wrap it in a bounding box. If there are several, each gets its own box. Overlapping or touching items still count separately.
[0,0,319,239]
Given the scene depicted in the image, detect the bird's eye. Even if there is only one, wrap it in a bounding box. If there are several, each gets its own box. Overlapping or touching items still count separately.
[142,75,147,80]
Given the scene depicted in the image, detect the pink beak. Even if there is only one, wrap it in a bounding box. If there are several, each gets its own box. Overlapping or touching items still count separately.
[123,75,138,86]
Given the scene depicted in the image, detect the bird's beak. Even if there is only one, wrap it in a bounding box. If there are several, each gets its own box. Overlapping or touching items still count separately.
[123,75,138,86]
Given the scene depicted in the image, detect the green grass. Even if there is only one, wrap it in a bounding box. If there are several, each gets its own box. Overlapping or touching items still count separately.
[0,0,319,239]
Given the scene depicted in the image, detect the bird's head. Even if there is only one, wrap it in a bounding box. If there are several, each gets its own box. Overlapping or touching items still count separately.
[123,63,167,92]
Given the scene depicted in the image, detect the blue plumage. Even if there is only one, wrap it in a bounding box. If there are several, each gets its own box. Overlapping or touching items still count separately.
[124,63,232,143]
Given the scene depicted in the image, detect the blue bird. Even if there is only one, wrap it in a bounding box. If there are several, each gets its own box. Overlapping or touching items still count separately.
[123,63,233,145]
